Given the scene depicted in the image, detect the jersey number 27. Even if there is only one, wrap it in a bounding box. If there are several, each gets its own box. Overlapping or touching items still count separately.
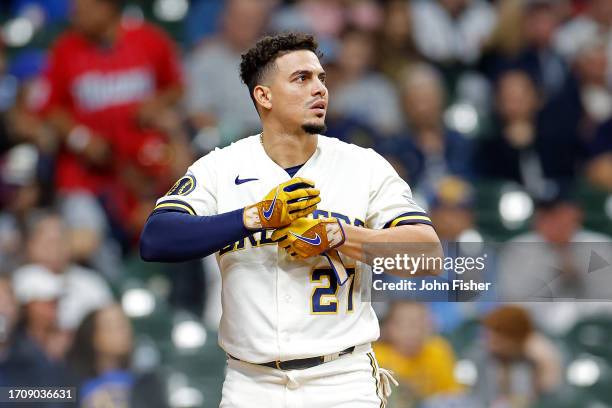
[310,267,356,314]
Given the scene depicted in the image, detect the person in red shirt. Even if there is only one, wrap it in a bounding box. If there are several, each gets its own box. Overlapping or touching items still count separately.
[40,0,191,247]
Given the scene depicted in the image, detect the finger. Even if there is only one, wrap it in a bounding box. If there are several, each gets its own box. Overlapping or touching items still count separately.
[287,196,321,212]
[271,228,288,242]
[293,246,312,258]
[282,177,315,192]
[285,188,320,202]
[289,205,319,219]
[278,239,293,249]
[280,244,297,257]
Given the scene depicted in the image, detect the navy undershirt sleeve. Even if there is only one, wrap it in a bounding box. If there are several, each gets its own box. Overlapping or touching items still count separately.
[140,208,252,262]
[141,164,305,263]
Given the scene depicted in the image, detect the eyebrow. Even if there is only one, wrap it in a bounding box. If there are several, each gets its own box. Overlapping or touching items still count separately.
[290,69,326,79]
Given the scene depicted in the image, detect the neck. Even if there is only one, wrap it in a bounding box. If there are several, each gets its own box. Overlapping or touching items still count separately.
[87,18,120,44]
[260,124,318,169]
[27,325,53,351]
[413,122,442,134]
[97,353,123,375]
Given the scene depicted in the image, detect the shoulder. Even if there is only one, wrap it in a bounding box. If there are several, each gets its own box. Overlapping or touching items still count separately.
[445,129,472,147]
[465,0,495,17]
[425,336,456,356]
[412,0,443,19]
[65,265,112,292]
[124,21,173,44]
[319,134,376,159]
[573,230,612,243]
[189,135,259,172]
[557,16,595,37]
[509,232,541,243]
[372,341,400,362]
[49,31,85,53]
[320,135,397,175]
[190,38,229,59]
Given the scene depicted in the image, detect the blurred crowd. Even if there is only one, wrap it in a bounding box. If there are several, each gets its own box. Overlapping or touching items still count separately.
[0,0,612,407]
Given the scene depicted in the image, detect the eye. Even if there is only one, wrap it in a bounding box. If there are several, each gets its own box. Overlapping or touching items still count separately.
[296,74,307,82]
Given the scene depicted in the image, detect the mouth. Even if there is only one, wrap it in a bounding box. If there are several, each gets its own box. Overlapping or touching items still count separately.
[309,100,327,111]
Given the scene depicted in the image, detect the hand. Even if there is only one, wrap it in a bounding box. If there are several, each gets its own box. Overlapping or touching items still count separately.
[82,134,112,167]
[66,126,112,168]
[271,217,345,259]
[137,97,166,128]
[243,177,320,230]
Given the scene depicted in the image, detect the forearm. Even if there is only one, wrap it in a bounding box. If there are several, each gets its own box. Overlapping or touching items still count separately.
[158,84,184,106]
[140,208,252,262]
[47,108,76,140]
[337,224,443,275]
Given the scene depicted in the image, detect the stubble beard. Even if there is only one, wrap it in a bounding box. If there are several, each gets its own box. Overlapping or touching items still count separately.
[301,122,327,135]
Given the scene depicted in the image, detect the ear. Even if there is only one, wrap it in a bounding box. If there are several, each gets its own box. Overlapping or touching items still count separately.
[253,85,272,111]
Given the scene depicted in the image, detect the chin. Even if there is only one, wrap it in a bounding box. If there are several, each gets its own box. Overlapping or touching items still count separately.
[301,121,327,135]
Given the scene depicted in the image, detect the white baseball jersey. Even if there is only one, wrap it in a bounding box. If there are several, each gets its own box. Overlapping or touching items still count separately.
[154,134,431,363]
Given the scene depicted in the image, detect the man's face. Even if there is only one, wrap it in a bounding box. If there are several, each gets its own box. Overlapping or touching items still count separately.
[485,330,525,361]
[264,50,328,134]
[402,80,443,128]
[0,280,18,342]
[384,302,431,357]
[497,71,538,121]
[27,216,71,273]
[535,203,582,244]
[72,0,117,38]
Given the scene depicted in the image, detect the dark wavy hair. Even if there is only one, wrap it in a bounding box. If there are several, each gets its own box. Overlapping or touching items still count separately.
[239,32,322,109]
[66,307,131,382]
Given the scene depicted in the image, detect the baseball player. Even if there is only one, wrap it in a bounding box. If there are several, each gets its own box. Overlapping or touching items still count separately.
[140,33,441,408]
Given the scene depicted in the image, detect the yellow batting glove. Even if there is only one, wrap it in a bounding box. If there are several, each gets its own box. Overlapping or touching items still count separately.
[271,217,345,259]
[243,177,321,230]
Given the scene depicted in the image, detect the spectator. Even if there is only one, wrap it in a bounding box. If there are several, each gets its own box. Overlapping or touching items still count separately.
[0,45,18,116]
[481,0,571,102]
[66,304,168,408]
[9,266,69,387]
[328,26,403,135]
[586,117,612,190]
[375,0,422,84]
[0,144,42,273]
[477,70,582,195]
[429,176,477,242]
[555,0,612,85]
[0,276,19,384]
[378,64,473,190]
[411,0,496,66]
[39,0,190,250]
[271,0,382,53]
[0,46,18,154]
[425,176,499,331]
[271,0,345,40]
[186,0,271,149]
[14,211,113,332]
[481,0,525,70]
[470,305,562,407]
[4,50,56,156]
[484,0,587,152]
[183,0,225,47]
[498,190,612,333]
[570,39,612,193]
[572,40,611,136]
[374,301,464,406]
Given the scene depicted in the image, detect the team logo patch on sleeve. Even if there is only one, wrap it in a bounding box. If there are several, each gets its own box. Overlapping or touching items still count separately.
[166,175,197,196]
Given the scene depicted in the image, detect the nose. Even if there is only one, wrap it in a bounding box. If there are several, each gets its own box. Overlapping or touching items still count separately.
[312,78,327,98]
